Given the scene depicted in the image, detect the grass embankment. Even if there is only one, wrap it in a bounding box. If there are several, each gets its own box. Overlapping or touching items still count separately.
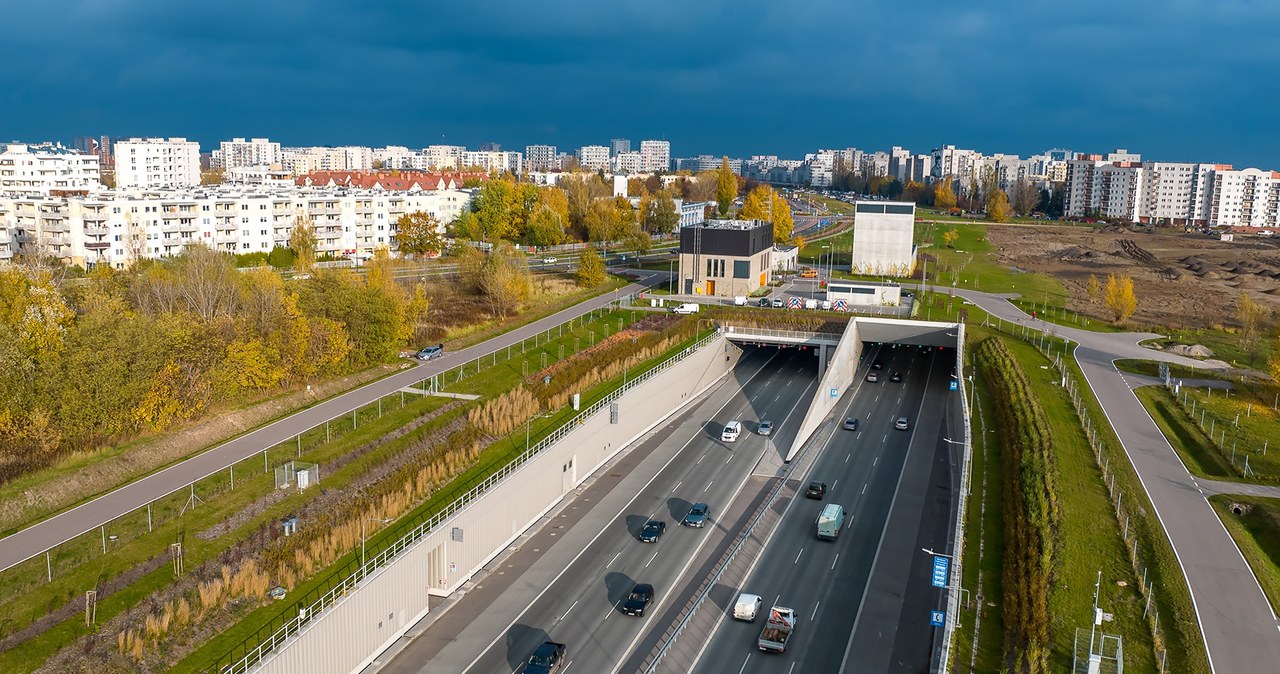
[179,317,708,674]
[0,307,649,673]
[1135,387,1238,480]
[1114,359,1217,381]
[1057,354,1211,673]
[1178,382,1280,481]
[436,274,630,350]
[1144,328,1277,370]
[1208,495,1280,615]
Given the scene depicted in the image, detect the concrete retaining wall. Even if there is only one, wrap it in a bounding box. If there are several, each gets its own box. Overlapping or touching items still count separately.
[255,335,744,674]
[787,319,861,461]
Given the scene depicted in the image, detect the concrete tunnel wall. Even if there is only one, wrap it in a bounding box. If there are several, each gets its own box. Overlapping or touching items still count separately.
[255,335,745,674]
[786,317,960,462]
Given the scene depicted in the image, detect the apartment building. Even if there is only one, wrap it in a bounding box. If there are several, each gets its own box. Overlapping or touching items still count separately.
[639,140,671,172]
[0,142,102,195]
[461,150,522,175]
[1205,168,1280,228]
[214,137,282,170]
[931,145,981,187]
[613,151,643,174]
[525,145,557,172]
[577,145,610,171]
[610,139,631,156]
[0,186,470,268]
[114,138,201,189]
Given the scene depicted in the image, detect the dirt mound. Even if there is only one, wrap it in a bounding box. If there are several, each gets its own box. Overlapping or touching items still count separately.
[1166,344,1215,357]
[1158,267,1184,280]
[1119,239,1157,263]
[1198,271,1222,280]
[1056,246,1099,261]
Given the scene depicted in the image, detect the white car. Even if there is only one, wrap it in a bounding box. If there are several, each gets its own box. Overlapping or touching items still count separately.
[542,256,558,264]
[721,421,741,442]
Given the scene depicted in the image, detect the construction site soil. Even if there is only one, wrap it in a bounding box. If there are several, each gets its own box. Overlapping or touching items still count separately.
[984,224,1280,330]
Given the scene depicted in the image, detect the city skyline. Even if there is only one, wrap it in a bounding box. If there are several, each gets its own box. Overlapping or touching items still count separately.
[4,2,1279,169]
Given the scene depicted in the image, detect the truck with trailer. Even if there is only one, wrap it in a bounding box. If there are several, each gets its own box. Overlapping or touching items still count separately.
[757,606,796,653]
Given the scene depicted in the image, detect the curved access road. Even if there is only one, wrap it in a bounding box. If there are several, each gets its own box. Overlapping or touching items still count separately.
[944,285,1280,674]
[0,273,662,574]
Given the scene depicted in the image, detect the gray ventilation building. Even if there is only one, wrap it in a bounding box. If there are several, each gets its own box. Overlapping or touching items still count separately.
[678,219,774,297]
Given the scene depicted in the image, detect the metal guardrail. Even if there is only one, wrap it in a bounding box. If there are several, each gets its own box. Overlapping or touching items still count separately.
[215,330,720,674]
[936,332,972,673]
[719,325,844,343]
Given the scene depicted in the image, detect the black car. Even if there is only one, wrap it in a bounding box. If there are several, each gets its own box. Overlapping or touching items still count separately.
[683,502,710,527]
[843,417,859,431]
[805,481,828,499]
[526,641,567,674]
[758,297,770,307]
[621,583,654,616]
[640,519,666,542]
[890,371,902,383]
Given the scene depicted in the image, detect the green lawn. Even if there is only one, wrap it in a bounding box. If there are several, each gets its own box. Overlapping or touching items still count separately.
[1208,495,1280,616]
[997,335,1156,673]
[1114,359,1218,381]
[1141,328,1276,370]
[1178,382,1280,481]
[915,222,1068,305]
[1135,386,1240,480]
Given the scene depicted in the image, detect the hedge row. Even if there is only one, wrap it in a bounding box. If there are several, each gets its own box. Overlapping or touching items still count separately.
[974,336,1060,674]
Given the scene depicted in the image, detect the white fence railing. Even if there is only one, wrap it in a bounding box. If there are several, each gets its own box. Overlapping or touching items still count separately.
[218,330,720,674]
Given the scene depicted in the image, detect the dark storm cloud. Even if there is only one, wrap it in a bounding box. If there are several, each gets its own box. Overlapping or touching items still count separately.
[3,0,1278,167]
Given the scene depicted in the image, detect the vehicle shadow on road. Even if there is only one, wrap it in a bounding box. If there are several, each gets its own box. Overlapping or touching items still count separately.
[504,624,550,671]
[625,514,649,539]
[666,496,692,522]
[605,570,636,606]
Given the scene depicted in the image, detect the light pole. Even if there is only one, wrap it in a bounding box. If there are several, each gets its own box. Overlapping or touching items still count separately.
[821,244,830,281]
[362,517,393,568]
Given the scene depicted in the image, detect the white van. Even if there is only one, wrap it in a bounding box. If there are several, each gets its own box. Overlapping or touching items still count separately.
[733,592,763,621]
[733,295,747,306]
[672,303,700,315]
[804,299,818,310]
[721,421,741,442]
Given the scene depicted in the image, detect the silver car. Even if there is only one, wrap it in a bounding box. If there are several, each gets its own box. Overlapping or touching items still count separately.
[895,417,910,431]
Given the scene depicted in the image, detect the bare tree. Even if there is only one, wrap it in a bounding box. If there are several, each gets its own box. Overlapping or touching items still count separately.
[1012,178,1040,217]
[174,244,240,322]
[290,216,318,272]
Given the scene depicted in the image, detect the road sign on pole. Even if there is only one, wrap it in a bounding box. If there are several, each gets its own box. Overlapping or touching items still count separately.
[830,387,838,398]
[931,555,949,588]
[949,380,959,391]
[930,610,945,626]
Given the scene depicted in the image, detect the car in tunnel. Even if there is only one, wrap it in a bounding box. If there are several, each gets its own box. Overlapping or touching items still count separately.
[895,417,910,431]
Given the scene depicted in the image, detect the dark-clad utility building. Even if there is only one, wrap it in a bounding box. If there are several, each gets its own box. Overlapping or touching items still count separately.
[678,219,774,297]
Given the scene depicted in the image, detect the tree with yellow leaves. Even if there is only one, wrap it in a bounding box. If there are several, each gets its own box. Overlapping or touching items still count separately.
[933,179,957,211]
[1104,273,1137,324]
[715,156,737,216]
[986,189,1012,223]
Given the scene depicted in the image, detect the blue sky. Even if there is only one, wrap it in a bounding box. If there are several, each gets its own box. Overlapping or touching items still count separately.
[3,1,1278,168]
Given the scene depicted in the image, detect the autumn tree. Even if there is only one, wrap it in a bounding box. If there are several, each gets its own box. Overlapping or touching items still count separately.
[173,244,240,322]
[715,156,737,216]
[986,189,1012,223]
[477,243,533,318]
[289,216,318,272]
[1104,273,1137,324]
[1237,292,1268,362]
[933,179,958,211]
[902,180,927,204]
[1269,335,1280,383]
[1012,178,1040,217]
[941,229,959,248]
[576,246,607,287]
[395,211,445,258]
[641,191,679,235]
[771,191,794,242]
[1086,274,1101,301]
[526,205,567,247]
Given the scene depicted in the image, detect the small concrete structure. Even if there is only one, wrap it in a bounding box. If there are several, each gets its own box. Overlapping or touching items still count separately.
[772,244,799,271]
[827,280,901,306]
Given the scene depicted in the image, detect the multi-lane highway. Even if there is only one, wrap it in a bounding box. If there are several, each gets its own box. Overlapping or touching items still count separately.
[688,344,957,674]
[377,346,820,674]
[373,341,961,674]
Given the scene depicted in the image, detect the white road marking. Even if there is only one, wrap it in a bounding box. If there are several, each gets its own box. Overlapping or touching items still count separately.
[704,480,714,492]
[561,600,578,622]
[832,479,839,490]
[831,554,839,570]
[873,456,879,467]
[737,655,752,674]
[861,483,867,495]
[726,455,733,464]
[607,551,621,566]
[787,663,797,674]
[672,481,682,492]
[845,453,851,463]
[811,602,821,620]
[646,550,660,567]
[696,454,705,465]
[794,548,804,564]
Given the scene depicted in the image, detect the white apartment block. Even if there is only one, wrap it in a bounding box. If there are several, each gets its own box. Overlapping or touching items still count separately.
[461,150,522,175]
[114,138,201,189]
[215,137,282,170]
[577,145,610,171]
[280,146,374,175]
[525,145,557,172]
[807,151,835,187]
[613,151,643,174]
[931,145,981,189]
[424,145,465,170]
[0,186,470,268]
[0,143,102,195]
[860,151,890,179]
[1205,168,1280,228]
[639,140,671,172]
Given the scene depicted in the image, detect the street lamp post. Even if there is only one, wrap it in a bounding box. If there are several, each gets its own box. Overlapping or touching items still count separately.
[362,517,393,568]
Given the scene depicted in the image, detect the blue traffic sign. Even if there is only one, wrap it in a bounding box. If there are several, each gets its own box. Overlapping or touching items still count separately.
[830,387,838,398]
[948,380,958,391]
[931,555,949,588]
[930,610,945,626]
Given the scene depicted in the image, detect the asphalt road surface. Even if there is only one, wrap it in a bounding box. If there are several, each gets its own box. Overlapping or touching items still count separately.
[947,285,1280,673]
[375,346,820,674]
[688,345,958,674]
[0,273,661,573]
